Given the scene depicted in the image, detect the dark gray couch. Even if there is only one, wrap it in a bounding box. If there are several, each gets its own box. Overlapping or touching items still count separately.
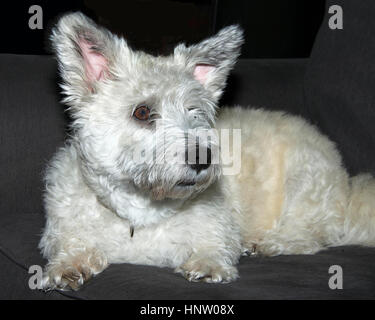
[1,0,375,299]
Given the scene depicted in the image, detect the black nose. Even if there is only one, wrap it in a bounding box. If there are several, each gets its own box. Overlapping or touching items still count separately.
[187,145,211,173]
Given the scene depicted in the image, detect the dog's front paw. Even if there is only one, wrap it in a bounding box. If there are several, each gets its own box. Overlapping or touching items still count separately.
[42,263,92,291]
[41,250,108,291]
[176,258,238,284]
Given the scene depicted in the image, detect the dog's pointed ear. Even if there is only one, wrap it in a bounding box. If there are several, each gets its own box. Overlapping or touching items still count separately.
[174,25,244,101]
[51,12,127,103]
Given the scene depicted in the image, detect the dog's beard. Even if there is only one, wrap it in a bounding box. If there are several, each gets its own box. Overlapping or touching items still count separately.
[150,180,197,201]
[147,164,220,201]
[127,159,220,201]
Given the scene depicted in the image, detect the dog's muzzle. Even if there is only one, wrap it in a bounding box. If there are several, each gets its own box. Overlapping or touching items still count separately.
[185,144,212,174]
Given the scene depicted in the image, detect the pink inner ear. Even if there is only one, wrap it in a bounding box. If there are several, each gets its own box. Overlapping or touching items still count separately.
[193,64,215,85]
[79,39,108,83]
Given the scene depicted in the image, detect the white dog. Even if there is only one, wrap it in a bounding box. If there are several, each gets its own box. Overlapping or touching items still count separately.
[40,12,375,290]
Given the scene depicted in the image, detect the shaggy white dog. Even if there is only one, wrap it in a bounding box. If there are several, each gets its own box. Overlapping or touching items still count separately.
[40,12,375,290]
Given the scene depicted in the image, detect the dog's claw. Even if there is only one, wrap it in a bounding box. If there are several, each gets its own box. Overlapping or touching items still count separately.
[176,258,239,284]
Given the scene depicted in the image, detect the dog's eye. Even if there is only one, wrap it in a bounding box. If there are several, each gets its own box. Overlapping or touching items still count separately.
[133,105,150,121]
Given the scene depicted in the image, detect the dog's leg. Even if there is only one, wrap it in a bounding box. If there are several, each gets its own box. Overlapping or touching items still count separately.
[173,193,242,283]
[256,237,323,256]
[42,246,108,291]
[174,215,241,284]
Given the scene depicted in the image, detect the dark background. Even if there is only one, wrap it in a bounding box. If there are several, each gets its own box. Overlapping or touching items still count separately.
[0,0,325,58]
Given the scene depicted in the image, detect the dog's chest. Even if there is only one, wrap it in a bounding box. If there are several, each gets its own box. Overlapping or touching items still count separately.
[95,207,194,268]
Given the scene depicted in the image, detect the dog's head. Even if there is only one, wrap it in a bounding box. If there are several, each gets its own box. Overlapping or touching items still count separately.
[52,12,243,201]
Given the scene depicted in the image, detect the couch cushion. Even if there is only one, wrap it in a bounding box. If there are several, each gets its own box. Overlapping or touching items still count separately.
[305,0,375,176]
[1,210,375,299]
[74,246,375,299]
